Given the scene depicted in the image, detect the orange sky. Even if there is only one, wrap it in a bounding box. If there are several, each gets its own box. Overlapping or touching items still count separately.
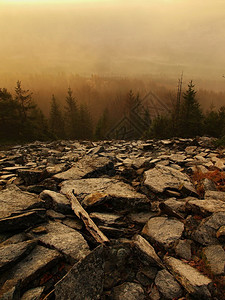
[0,0,225,90]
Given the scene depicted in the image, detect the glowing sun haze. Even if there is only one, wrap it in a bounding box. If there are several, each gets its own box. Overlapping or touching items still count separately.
[0,0,225,89]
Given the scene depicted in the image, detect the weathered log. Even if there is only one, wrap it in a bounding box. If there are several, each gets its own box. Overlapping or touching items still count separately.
[65,190,109,244]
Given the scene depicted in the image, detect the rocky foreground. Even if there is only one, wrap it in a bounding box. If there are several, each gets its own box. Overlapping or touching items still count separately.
[0,137,225,300]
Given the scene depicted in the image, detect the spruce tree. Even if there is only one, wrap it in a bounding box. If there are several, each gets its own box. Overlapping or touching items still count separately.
[0,88,19,141]
[180,81,203,137]
[64,87,78,139]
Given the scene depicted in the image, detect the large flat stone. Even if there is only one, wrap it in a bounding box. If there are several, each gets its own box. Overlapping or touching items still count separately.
[0,185,43,219]
[142,217,184,248]
[60,178,150,211]
[164,256,213,299]
[0,240,36,273]
[0,245,61,294]
[54,156,113,181]
[35,222,90,264]
[144,165,196,195]
[186,198,225,216]
[55,245,105,300]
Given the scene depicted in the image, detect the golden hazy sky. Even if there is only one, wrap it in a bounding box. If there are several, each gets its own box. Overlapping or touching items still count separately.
[0,0,225,82]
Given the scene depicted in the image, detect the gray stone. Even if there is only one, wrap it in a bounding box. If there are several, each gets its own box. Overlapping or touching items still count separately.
[169,153,187,164]
[0,240,36,273]
[40,190,71,214]
[55,245,105,300]
[0,246,61,292]
[155,269,183,299]
[133,235,163,268]
[112,282,145,300]
[46,163,68,175]
[127,212,156,224]
[164,256,213,299]
[186,198,225,216]
[144,165,196,195]
[205,190,225,202]
[0,209,46,233]
[89,212,123,226]
[0,233,28,246]
[202,245,225,275]
[21,287,45,300]
[202,178,217,192]
[62,218,83,230]
[36,221,90,264]
[61,178,150,211]
[175,240,192,260]
[0,185,43,219]
[142,217,184,248]
[54,156,113,180]
[46,210,66,219]
[192,212,225,245]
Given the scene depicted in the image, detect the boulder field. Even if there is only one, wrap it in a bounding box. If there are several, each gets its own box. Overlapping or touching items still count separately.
[0,137,224,299]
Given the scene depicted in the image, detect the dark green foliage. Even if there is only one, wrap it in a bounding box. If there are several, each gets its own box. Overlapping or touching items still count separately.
[147,115,172,139]
[95,108,110,140]
[64,87,78,139]
[49,95,65,139]
[214,135,225,147]
[179,81,203,137]
[0,88,20,141]
[77,103,93,140]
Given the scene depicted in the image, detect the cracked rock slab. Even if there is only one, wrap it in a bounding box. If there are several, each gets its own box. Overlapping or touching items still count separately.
[144,165,196,195]
[142,217,184,248]
[55,245,105,300]
[35,221,90,264]
[0,240,37,273]
[53,156,113,181]
[0,245,61,294]
[0,185,43,219]
[164,256,213,299]
[60,178,150,211]
[186,198,225,216]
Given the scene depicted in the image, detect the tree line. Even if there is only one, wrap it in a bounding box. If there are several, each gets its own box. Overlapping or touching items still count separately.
[0,80,224,144]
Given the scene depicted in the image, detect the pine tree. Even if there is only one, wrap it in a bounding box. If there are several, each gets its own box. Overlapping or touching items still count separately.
[14,81,34,123]
[49,95,65,139]
[0,88,19,141]
[180,81,203,137]
[64,87,78,139]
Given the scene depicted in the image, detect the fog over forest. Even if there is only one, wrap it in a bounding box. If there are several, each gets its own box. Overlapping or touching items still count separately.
[0,0,225,119]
